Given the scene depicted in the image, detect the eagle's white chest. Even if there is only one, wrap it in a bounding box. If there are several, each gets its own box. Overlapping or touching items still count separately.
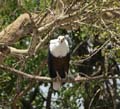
[49,39,69,57]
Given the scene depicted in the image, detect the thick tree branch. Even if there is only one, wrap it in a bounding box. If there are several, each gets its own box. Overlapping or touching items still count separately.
[0,13,32,45]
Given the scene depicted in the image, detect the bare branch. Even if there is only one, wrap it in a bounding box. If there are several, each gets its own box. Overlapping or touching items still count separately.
[9,46,28,55]
[0,65,120,83]
[73,38,110,64]
[0,64,51,82]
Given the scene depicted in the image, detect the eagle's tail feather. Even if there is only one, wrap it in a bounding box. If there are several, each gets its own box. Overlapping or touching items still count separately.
[53,79,61,91]
[53,72,62,91]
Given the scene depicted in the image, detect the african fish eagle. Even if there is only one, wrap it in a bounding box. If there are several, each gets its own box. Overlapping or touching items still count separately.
[48,35,70,90]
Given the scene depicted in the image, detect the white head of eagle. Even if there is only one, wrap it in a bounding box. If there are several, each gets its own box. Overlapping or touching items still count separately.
[48,35,70,90]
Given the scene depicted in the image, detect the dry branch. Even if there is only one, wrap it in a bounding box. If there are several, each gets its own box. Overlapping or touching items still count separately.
[0,3,119,57]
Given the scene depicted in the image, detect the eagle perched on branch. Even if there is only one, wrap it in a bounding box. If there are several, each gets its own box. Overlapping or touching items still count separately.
[48,35,70,90]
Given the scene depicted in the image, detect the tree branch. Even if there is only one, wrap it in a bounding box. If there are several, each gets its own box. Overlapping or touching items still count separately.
[0,64,51,82]
[0,64,120,83]
[0,13,32,45]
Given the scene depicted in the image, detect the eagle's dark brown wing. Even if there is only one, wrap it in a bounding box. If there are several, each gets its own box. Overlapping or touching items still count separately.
[48,49,70,79]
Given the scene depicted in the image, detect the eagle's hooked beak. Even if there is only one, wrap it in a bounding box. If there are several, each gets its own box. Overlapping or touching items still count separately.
[60,37,65,43]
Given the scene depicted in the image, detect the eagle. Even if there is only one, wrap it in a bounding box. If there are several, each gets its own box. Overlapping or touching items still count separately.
[48,35,70,90]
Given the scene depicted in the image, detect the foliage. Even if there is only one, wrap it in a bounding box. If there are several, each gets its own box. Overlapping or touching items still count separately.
[0,0,120,109]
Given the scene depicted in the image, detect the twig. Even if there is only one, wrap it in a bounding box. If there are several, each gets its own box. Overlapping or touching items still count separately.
[72,41,84,55]
[59,0,65,14]
[102,7,120,12]
[73,38,110,64]
[80,0,96,15]
[0,64,51,82]
[88,88,101,109]
[65,0,78,14]
[9,46,28,55]
[27,12,40,56]
[12,62,44,108]
[35,26,56,53]
[12,82,35,109]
